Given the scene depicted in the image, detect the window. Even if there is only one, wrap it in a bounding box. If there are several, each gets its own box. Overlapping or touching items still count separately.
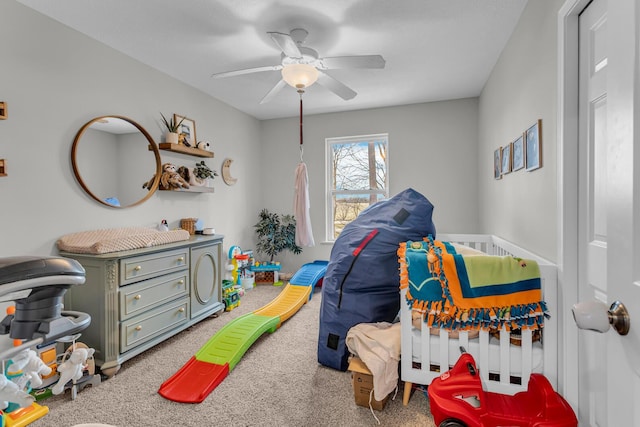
[326,133,389,240]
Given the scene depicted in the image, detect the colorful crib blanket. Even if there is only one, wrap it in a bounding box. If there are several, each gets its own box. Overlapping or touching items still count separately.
[398,235,549,331]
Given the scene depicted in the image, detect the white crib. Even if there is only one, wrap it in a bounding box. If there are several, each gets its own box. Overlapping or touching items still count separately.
[400,234,558,405]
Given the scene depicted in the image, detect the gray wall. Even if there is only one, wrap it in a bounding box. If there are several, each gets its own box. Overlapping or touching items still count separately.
[478,0,563,262]
[1,1,263,258]
[2,0,561,270]
[259,99,480,270]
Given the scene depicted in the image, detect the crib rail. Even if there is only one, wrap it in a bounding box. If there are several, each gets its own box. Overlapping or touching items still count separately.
[400,234,558,403]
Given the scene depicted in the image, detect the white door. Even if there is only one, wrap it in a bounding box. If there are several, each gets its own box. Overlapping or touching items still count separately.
[577,0,640,425]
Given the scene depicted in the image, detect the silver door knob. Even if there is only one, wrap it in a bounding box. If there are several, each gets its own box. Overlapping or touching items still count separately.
[572,300,630,335]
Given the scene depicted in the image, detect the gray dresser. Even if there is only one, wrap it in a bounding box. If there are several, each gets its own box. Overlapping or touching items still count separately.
[60,234,224,377]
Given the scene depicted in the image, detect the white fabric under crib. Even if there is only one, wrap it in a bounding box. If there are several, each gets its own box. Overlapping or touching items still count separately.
[401,234,558,405]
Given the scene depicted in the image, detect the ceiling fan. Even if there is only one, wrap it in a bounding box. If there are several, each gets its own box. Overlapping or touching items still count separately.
[211,28,386,104]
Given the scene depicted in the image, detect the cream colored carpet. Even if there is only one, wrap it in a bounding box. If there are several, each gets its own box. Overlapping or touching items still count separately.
[31,284,435,426]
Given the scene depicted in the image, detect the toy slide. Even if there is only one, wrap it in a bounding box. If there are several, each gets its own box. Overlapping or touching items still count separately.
[158,261,328,403]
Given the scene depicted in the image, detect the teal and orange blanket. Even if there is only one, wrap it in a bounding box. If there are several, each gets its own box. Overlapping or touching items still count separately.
[398,236,548,331]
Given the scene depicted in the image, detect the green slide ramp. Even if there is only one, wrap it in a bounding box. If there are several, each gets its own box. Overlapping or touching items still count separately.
[195,312,280,370]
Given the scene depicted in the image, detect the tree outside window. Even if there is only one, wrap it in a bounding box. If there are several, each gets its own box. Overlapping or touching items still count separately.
[326,134,388,240]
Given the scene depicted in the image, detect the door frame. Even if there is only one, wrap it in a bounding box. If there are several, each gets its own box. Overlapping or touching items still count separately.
[557,0,592,411]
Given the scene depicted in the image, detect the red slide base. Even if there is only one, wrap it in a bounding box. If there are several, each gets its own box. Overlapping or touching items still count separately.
[158,356,229,403]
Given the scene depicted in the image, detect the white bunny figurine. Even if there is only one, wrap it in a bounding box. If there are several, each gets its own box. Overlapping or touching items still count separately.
[52,347,95,395]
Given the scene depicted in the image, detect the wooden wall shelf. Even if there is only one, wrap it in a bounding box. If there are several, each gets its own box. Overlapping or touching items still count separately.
[154,143,214,158]
[160,186,214,193]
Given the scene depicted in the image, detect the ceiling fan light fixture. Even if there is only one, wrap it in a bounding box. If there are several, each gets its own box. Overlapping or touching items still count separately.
[281,63,319,90]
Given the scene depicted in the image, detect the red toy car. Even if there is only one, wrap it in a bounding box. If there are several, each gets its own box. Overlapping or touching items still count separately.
[427,349,577,427]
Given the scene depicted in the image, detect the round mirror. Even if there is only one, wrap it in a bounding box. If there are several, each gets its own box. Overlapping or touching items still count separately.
[71,115,162,208]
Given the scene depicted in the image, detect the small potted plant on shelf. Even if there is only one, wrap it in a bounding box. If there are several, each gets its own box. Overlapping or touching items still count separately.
[160,112,184,144]
[254,209,302,262]
[192,160,218,186]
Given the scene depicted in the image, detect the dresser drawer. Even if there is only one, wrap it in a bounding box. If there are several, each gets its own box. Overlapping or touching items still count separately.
[119,271,188,321]
[120,297,189,353]
[120,248,189,285]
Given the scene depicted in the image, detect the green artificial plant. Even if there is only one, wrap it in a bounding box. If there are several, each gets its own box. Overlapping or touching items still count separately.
[254,209,302,261]
[160,112,185,133]
[193,160,218,180]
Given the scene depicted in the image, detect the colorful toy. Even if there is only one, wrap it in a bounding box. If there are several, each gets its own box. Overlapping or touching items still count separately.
[251,262,282,285]
[159,260,328,403]
[427,349,577,427]
[3,402,49,427]
[0,374,34,410]
[227,246,255,288]
[6,349,52,390]
[222,280,240,312]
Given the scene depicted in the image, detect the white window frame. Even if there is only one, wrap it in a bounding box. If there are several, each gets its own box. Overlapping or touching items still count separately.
[325,133,389,242]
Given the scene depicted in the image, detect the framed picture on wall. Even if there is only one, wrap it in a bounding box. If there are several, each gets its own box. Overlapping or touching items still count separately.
[494,147,502,179]
[174,114,197,147]
[501,143,512,175]
[512,134,525,171]
[525,119,542,171]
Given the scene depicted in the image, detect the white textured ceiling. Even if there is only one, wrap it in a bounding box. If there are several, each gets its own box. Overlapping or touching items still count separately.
[17,0,527,120]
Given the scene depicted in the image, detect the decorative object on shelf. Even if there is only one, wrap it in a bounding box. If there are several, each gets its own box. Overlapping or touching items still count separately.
[525,119,542,171]
[0,101,6,119]
[193,160,217,181]
[178,160,217,187]
[160,112,184,144]
[0,159,6,177]
[254,209,302,262]
[143,162,189,191]
[174,114,196,147]
[196,140,211,151]
[177,166,197,187]
[221,158,237,186]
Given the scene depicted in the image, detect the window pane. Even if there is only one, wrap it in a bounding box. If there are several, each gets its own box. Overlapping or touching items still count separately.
[331,140,387,191]
[332,192,386,238]
[327,134,388,241]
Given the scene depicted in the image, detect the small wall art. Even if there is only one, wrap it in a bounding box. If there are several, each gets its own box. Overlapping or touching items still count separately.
[494,147,502,180]
[174,114,197,147]
[501,143,512,175]
[512,134,525,171]
[525,119,542,171]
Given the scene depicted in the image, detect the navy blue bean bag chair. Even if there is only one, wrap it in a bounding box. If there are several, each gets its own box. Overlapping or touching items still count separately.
[317,188,436,371]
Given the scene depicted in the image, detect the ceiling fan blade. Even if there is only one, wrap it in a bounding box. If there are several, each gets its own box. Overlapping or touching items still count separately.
[316,72,357,101]
[260,79,287,104]
[318,55,386,70]
[268,32,302,58]
[211,65,282,79]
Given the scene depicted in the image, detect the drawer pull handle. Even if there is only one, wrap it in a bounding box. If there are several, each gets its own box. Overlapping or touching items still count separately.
[178,307,185,313]
[177,256,185,263]
[135,325,142,331]
[134,294,142,300]
[178,279,185,285]
[134,265,142,271]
